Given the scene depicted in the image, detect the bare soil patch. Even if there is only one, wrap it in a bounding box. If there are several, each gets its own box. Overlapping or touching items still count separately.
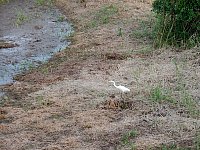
[0,0,199,150]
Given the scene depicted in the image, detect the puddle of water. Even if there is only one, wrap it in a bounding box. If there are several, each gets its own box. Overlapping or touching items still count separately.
[0,0,73,87]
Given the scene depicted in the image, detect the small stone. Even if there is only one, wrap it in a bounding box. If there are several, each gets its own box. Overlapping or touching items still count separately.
[34,25,43,30]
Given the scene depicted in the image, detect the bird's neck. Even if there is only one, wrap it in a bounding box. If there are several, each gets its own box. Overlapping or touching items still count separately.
[113,82,117,87]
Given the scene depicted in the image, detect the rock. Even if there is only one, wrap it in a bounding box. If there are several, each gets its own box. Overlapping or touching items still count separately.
[0,40,19,49]
[34,25,43,30]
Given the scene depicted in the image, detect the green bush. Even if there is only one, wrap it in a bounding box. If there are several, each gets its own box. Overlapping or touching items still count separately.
[152,0,200,48]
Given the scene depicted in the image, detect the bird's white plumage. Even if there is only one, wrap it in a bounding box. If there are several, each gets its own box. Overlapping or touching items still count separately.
[109,81,130,93]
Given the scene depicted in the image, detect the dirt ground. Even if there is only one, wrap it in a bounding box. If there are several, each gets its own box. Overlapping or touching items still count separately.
[0,0,200,150]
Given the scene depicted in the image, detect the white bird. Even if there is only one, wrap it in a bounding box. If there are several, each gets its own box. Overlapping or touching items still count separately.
[109,80,130,97]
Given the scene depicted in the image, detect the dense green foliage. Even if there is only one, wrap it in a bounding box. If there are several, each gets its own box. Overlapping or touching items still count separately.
[152,0,200,48]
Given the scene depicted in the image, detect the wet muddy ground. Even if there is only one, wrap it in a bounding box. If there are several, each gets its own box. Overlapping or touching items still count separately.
[0,0,72,86]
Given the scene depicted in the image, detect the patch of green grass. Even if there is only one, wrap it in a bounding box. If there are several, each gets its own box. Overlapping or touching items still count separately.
[195,132,200,150]
[87,4,118,28]
[157,140,200,150]
[40,67,49,74]
[149,86,175,103]
[57,15,65,22]
[0,95,9,106]
[150,141,200,150]
[122,129,138,149]
[35,0,53,6]
[18,60,35,72]
[160,145,190,150]
[97,92,107,98]
[180,91,199,117]
[64,31,75,41]
[15,9,28,27]
[130,17,155,41]
[172,59,200,117]
[35,95,44,103]
[0,0,9,4]
[160,145,178,150]
[35,95,52,106]
[150,86,165,102]
[147,59,199,117]
[134,45,155,55]
[149,84,199,117]
[35,0,45,5]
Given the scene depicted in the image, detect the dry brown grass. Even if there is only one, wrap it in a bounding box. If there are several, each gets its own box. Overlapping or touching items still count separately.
[1,0,200,150]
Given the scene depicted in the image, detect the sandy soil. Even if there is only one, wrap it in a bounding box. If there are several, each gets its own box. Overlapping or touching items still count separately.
[0,0,200,150]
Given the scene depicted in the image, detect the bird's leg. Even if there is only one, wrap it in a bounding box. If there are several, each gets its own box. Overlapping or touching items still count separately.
[124,93,127,101]
[121,93,127,109]
[120,93,123,99]
[121,93,125,101]
[125,92,130,100]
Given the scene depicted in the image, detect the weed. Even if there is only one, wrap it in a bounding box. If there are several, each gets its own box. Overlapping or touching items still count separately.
[181,91,199,117]
[0,0,8,4]
[18,60,35,72]
[35,95,44,102]
[149,85,199,117]
[35,0,53,6]
[130,144,137,150]
[157,132,199,149]
[157,142,200,150]
[0,95,9,106]
[134,45,155,55]
[117,27,123,37]
[150,86,164,102]
[35,95,51,106]
[160,145,176,150]
[87,4,118,28]
[122,129,138,146]
[130,17,154,41]
[35,0,45,5]
[195,132,200,150]
[57,15,65,22]
[149,142,200,150]
[149,86,175,103]
[15,9,28,27]
[64,31,75,41]
[40,67,49,74]
[97,92,107,98]
[172,59,199,117]
[147,59,199,117]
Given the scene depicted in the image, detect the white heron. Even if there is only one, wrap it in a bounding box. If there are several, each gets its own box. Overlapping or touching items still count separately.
[109,81,130,99]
